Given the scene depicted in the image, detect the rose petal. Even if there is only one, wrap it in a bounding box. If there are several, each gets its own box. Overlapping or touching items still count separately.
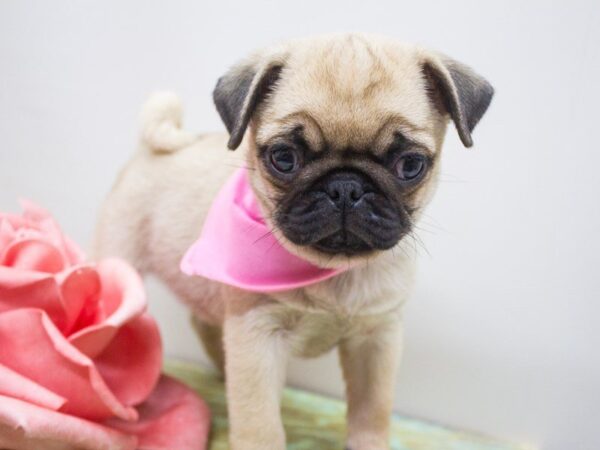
[0,364,65,410]
[58,265,102,335]
[97,258,146,321]
[0,212,36,232]
[38,216,86,266]
[14,199,85,266]
[93,314,162,407]
[19,199,51,223]
[2,239,66,273]
[69,259,147,357]
[0,218,16,255]
[0,267,68,331]
[67,260,162,407]
[107,376,210,450]
[0,395,136,450]
[0,265,50,290]
[0,309,137,421]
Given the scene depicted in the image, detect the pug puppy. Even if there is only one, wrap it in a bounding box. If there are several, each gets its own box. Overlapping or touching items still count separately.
[94,33,493,450]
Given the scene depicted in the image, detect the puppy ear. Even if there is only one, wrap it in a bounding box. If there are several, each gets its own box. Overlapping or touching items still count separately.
[423,55,494,147]
[213,54,285,150]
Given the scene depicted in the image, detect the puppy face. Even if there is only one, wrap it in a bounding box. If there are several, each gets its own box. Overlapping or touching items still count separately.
[213,34,493,265]
[256,126,431,257]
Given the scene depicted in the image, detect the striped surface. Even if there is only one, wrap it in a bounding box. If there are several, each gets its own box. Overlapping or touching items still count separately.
[164,361,528,450]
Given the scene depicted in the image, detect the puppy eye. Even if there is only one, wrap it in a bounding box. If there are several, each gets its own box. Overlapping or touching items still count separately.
[269,146,300,174]
[395,154,427,181]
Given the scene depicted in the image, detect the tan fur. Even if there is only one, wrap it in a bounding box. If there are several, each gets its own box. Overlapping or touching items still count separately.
[94,33,491,450]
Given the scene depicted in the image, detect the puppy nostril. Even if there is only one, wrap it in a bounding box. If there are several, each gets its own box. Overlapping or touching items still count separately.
[326,179,364,205]
[349,187,362,201]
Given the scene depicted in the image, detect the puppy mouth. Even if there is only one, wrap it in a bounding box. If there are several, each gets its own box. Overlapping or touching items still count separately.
[310,209,405,255]
[276,171,407,256]
[313,230,373,255]
[281,210,405,256]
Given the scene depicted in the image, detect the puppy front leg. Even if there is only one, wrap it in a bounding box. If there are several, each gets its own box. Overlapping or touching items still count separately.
[339,320,402,450]
[224,305,288,450]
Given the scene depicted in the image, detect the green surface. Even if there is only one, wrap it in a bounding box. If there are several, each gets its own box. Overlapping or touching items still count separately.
[164,361,528,450]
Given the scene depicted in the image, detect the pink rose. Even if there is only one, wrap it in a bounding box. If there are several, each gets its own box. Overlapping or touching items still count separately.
[0,201,209,449]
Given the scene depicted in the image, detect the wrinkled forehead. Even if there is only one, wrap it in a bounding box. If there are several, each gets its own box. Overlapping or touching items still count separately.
[256,37,438,153]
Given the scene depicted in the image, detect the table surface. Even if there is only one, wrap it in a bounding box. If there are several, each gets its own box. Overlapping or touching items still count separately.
[165,361,530,450]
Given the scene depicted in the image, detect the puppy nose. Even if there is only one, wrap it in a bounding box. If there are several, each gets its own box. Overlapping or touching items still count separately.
[325,174,365,207]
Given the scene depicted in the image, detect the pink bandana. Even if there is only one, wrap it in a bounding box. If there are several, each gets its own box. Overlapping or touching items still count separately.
[180,168,343,292]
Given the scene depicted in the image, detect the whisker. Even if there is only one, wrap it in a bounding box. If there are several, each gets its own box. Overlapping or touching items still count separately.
[252,230,274,245]
[409,230,430,257]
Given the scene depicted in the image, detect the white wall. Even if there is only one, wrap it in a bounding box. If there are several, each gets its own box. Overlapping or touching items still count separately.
[1,1,599,449]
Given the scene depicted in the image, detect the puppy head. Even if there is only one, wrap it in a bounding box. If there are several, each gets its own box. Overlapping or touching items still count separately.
[213,34,493,266]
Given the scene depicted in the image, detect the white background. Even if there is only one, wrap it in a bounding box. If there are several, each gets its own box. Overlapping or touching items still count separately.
[1,1,599,449]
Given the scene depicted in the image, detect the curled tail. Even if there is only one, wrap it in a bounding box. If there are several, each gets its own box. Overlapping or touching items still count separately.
[139,92,195,153]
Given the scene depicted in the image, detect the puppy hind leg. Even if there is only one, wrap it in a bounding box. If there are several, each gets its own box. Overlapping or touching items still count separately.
[191,314,226,376]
